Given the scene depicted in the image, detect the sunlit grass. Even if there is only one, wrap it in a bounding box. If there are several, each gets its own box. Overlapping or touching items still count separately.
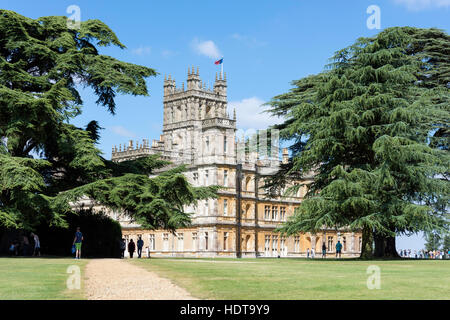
[0,257,87,300]
[131,258,450,300]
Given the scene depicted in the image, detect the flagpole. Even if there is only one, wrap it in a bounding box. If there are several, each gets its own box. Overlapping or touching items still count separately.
[221,57,223,78]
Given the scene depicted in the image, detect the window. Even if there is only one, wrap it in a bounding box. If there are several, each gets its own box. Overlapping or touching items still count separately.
[193,172,198,183]
[223,232,228,251]
[149,234,155,251]
[280,237,287,256]
[294,236,300,253]
[343,237,347,252]
[192,232,198,251]
[358,237,362,252]
[271,206,278,220]
[280,207,286,221]
[223,199,228,216]
[224,136,227,153]
[204,200,209,215]
[272,235,278,257]
[206,136,209,150]
[163,233,169,251]
[264,205,271,220]
[205,232,209,250]
[327,236,334,252]
[177,233,184,252]
[264,235,271,257]
[205,170,209,184]
[224,170,228,186]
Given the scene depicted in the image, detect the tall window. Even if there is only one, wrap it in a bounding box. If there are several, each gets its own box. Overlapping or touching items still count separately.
[223,232,228,251]
[206,136,210,150]
[343,237,347,252]
[177,233,184,252]
[192,232,198,251]
[204,200,209,215]
[280,237,287,256]
[149,234,155,251]
[327,236,334,252]
[193,172,198,183]
[294,236,300,252]
[163,233,169,251]
[264,205,271,220]
[205,232,209,250]
[280,207,286,221]
[223,199,228,216]
[272,235,278,256]
[224,136,227,153]
[265,235,271,256]
[223,170,228,186]
[271,206,278,220]
[205,170,209,184]
[358,237,362,252]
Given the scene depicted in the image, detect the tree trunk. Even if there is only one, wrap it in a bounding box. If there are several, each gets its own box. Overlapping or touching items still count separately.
[373,233,400,259]
[360,226,374,259]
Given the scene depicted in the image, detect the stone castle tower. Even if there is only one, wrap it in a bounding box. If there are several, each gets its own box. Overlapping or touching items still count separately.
[112,67,236,166]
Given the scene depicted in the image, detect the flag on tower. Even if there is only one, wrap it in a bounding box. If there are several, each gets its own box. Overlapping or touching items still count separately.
[215,58,223,65]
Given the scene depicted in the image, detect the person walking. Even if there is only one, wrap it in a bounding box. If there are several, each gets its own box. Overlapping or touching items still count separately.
[22,234,30,256]
[311,248,315,259]
[128,239,136,258]
[120,238,126,258]
[137,236,144,258]
[321,243,327,258]
[306,248,310,259]
[30,232,41,257]
[9,241,16,257]
[73,227,83,259]
[335,240,343,259]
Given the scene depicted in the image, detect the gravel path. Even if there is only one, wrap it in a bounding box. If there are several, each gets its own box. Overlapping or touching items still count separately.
[83,259,197,300]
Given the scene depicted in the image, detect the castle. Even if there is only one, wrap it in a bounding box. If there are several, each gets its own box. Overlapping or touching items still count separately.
[107,67,362,258]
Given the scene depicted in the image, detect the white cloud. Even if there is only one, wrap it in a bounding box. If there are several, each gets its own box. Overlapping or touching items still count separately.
[230,33,268,47]
[161,49,177,58]
[393,0,450,10]
[110,126,136,138]
[230,97,280,130]
[131,46,151,56]
[191,38,222,60]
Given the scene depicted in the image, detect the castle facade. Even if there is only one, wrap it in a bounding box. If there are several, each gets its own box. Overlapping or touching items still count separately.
[108,67,362,258]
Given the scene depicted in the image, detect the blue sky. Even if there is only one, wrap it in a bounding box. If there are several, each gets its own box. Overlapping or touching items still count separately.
[2,0,449,250]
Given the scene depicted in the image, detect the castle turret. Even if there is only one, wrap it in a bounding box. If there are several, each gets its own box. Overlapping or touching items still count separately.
[214,72,227,97]
[187,66,201,90]
[164,74,176,96]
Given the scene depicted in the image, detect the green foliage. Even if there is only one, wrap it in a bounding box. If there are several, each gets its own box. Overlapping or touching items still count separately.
[36,209,122,258]
[0,10,218,234]
[266,27,450,257]
[424,232,443,251]
[444,234,450,250]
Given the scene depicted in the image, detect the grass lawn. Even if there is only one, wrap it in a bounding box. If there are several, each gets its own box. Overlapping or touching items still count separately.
[131,258,450,300]
[0,257,87,300]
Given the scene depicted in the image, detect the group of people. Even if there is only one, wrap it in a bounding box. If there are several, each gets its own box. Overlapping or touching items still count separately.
[8,232,41,257]
[399,248,449,259]
[306,240,344,259]
[120,236,148,259]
